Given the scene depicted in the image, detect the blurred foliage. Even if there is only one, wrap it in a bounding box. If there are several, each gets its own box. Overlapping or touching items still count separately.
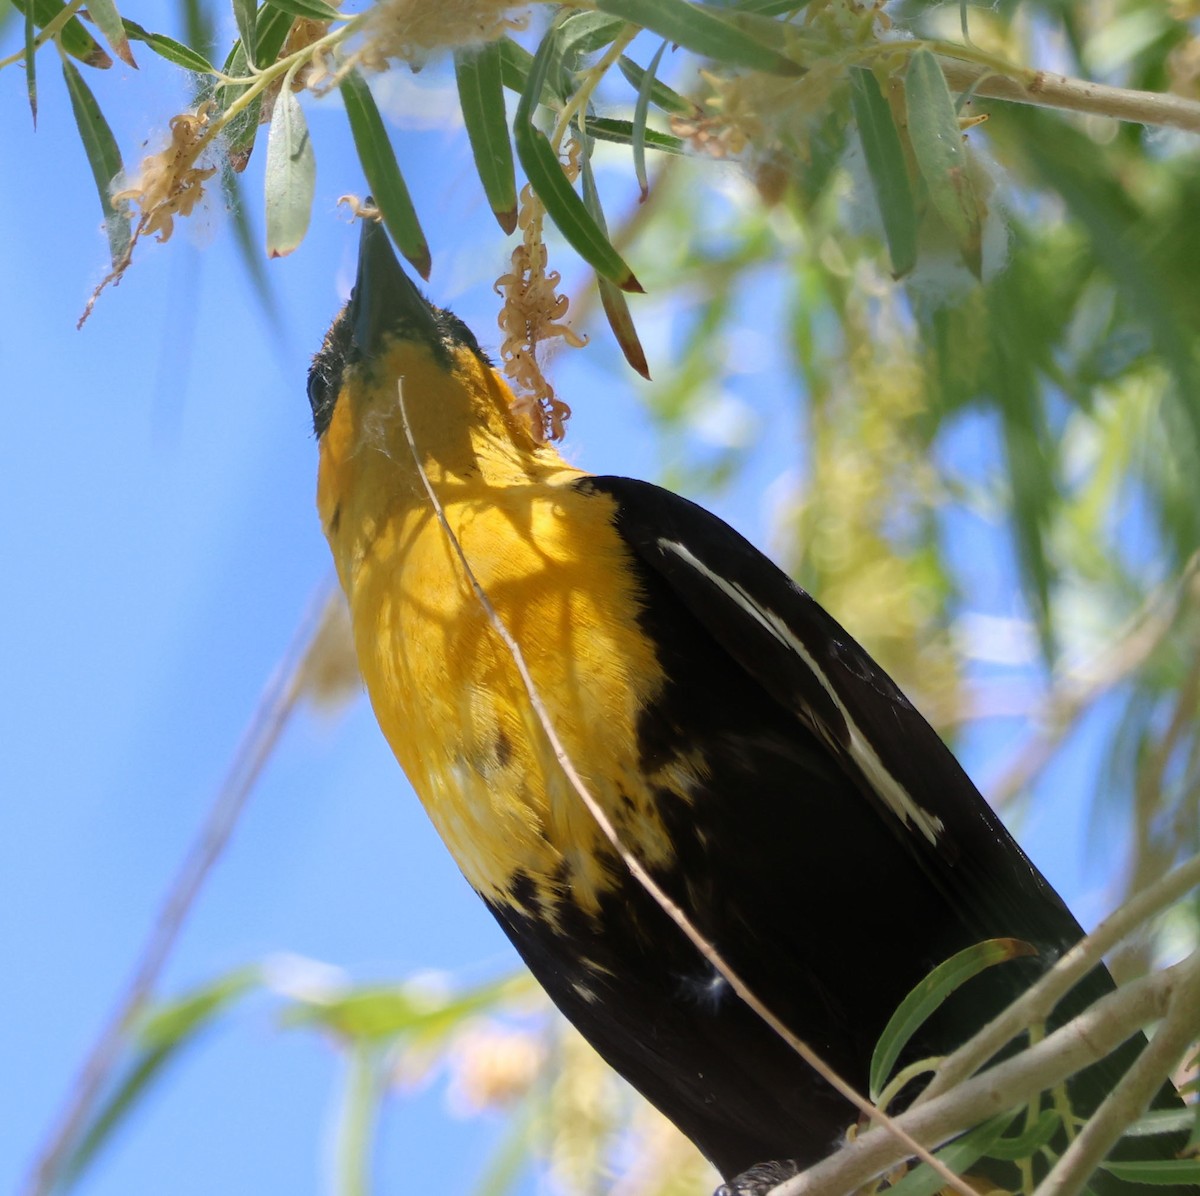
[8,0,1200,1191]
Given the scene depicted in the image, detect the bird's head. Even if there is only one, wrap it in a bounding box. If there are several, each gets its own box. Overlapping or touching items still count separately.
[308,220,561,541]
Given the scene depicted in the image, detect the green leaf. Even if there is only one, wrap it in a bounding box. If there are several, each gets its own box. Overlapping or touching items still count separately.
[850,67,917,277]
[631,39,668,199]
[587,116,685,155]
[10,0,111,67]
[86,0,136,67]
[581,146,649,378]
[221,163,280,327]
[455,44,518,235]
[985,1108,1061,1160]
[59,969,260,1188]
[232,0,256,66]
[1101,1161,1200,1186]
[218,4,302,169]
[870,938,1037,1102]
[514,24,641,292]
[265,87,316,257]
[905,49,982,278]
[339,69,431,279]
[121,18,214,72]
[557,10,626,64]
[618,53,694,116]
[882,1110,1022,1196]
[1122,1108,1198,1138]
[23,1,36,126]
[285,973,528,1042]
[61,59,130,266]
[594,0,801,76]
[265,0,339,19]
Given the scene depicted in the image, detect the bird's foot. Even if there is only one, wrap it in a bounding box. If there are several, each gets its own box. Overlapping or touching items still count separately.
[714,1160,803,1196]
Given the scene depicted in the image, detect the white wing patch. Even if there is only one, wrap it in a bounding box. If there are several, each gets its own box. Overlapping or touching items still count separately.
[658,539,945,845]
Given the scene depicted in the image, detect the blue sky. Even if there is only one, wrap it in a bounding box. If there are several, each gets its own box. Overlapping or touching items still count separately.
[2,9,1111,1195]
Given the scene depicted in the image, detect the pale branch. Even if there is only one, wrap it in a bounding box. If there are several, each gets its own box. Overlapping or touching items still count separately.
[772,961,1184,1196]
[940,60,1200,134]
[1033,949,1200,1196]
[918,851,1200,1107]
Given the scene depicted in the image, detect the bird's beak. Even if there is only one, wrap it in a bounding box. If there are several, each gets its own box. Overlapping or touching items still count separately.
[348,218,439,360]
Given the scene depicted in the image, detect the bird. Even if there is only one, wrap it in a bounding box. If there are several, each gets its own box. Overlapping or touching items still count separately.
[307,219,1192,1196]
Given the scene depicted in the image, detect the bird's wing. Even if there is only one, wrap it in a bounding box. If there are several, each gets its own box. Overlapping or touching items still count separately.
[581,474,1081,951]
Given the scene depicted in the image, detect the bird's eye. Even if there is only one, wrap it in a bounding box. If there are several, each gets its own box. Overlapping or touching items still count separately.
[306,369,327,419]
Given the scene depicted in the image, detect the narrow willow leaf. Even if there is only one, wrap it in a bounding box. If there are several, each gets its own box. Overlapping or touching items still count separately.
[850,67,917,277]
[232,0,257,66]
[869,938,1037,1102]
[1122,1109,1197,1138]
[594,0,801,76]
[618,53,693,116]
[905,48,982,278]
[59,969,260,1188]
[61,59,130,265]
[265,88,316,257]
[883,1111,1021,1196]
[265,0,340,20]
[219,4,296,169]
[985,1108,1061,1160]
[86,0,137,67]
[455,45,518,234]
[11,0,112,67]
[121,18,214,71]
[730,0,804,12]
[497,35,533,92]
[557,11,626,64]
[631,39,668,198]
[339,70,430,279]
[23,1,37,126]
[581,148,649,378]
[1102,1162,1200,1186]
[588,116,685,154]
[514,29,641,291]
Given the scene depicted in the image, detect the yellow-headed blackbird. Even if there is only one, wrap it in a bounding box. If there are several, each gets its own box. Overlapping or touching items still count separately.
[308,221,1191,1196]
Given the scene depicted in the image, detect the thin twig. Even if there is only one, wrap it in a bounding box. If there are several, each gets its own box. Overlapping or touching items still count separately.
[22,579,340,1196]
[917,851,1200,1108]
[393,379,980,1196]
[774,962,1182,1196]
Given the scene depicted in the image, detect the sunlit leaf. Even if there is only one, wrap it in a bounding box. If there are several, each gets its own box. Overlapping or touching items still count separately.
[1101,1161,1200,1186]
[557,10,626,64]
[121,17,213,72]
[85,0,136,68]
[455,44,518,234]
[265,87,316,258]
[339,69,430,279]
[61,59,129,265]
